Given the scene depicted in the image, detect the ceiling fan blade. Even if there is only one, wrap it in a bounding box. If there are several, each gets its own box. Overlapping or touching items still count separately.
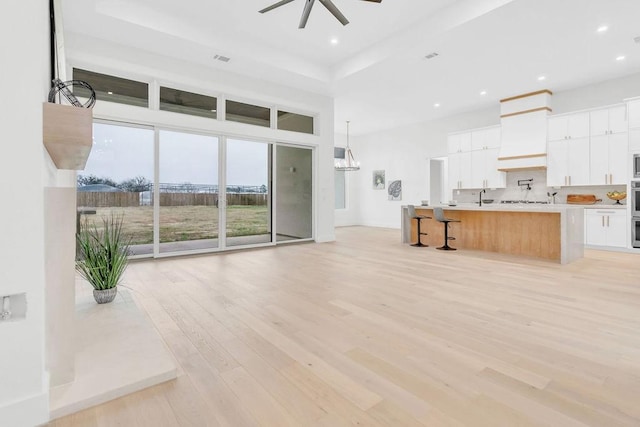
[259,0,296,14]
[299,0,316,29]
[318,0,349,25]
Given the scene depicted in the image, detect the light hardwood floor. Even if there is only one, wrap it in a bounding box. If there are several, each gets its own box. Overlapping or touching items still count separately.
[48,226,640,426]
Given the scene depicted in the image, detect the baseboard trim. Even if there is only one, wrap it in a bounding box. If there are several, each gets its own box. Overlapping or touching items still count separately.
[0,391,49,427]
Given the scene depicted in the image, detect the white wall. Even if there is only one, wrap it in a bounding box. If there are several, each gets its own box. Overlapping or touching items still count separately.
[344,72,640,229]
[65,35,336,242]
[0,2,50,426]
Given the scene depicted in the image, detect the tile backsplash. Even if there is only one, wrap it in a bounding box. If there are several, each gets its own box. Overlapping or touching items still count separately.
[452,170,627,205]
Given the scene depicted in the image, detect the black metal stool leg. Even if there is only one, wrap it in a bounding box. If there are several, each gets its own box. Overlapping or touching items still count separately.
[411,217,427,247]
[437,221,456,251]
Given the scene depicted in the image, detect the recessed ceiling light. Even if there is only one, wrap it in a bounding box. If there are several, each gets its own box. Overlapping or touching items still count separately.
[330,38,339,45]
[597,25,608,33]
[616,55,626,61]
[537,75,546,81]
[107,91,113,95]
[480,91,487,96]
[434,103,441,108]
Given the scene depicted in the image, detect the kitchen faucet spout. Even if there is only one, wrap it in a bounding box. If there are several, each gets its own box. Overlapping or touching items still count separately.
[479,189,486,207]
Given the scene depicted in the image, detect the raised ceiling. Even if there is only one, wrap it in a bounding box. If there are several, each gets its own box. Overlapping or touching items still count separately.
[62,0,640,135]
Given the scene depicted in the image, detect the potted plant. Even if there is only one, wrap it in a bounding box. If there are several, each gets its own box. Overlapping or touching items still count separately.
[76,214,131,304]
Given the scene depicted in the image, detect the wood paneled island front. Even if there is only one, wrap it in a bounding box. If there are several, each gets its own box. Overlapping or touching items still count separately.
[401,205,584,264]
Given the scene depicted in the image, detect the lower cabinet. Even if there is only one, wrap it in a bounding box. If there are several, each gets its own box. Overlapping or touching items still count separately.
[585,209,628,248]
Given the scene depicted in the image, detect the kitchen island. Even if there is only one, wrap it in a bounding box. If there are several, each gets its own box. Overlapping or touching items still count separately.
[401,204,584,264]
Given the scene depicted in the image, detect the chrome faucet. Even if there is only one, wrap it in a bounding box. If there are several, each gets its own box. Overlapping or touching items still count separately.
[479,189,486,206]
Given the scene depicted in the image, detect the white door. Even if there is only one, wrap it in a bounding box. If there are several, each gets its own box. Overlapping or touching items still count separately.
[568,112,590,139]
[629,100,640,129]
[548,116,568,141]
[609,106,628,134]
[547,139,568,186]
[459,151,472,189]
[590,109,609,136]
[608,133,629,184]
[567,137,590,186]
[589,134,609,185]
[585,213,607,246]
[485,148,505,188]
[470,149,486,188]
[448,153,461,190]
[606,213,628,248]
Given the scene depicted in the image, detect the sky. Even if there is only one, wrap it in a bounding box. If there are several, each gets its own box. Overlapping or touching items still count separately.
[84,123,269,186]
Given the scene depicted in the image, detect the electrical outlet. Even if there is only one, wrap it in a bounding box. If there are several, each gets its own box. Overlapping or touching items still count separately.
[0,293,27,322]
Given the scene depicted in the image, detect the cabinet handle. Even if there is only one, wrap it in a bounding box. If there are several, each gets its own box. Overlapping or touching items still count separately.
[607,216,610,227]
[569,176,572,186]
[605,174,608,184]
[602,216,605,227]
[610,173,613,184]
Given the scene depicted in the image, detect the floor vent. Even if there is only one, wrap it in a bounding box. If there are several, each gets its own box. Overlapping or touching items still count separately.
[425,52,440,60]
[214,54,231,62]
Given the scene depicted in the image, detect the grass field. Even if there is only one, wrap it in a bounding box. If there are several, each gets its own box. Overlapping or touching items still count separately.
[79,205,269,245]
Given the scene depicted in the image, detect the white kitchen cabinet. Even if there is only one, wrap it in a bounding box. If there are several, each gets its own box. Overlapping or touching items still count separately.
[590,105,627,136]
[448,151,472,190]
[629,99,640,129]
[471,126,501,151]
[546,137,590,186]
[585,209,628,248]
[447,132,472,154]
[589,133,628,184]
[471,148,506,188]
[470,126,505,189]
[548,112,590,142]
[630,129,640,151]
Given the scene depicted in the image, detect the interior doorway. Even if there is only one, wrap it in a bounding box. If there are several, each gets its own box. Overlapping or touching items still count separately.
[275,145,313,242]
[429,157,448,205]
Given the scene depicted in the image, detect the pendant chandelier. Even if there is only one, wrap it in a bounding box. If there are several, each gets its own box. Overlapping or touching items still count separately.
[335,121,360,171]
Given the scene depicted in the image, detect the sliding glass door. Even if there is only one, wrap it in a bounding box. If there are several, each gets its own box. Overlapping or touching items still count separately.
[225,138,272,247]
[78,122,154,256]
[158,130,219,253]
[81,122,312,257]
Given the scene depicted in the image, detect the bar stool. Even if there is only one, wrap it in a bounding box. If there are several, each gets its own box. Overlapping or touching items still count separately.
[407,205,430,247]
[433,207,460,251]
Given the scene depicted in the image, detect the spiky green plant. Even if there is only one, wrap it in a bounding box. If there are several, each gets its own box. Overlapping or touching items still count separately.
[76,214,131,290]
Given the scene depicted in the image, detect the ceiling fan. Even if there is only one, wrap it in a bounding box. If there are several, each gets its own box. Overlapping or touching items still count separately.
[259,0,382,29]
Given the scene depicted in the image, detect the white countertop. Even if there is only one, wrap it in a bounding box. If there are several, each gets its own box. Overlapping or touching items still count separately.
[407,203,627,212]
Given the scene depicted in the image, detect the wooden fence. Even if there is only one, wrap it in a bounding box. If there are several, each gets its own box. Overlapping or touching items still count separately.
[78,192,268,207]
[77,192,140,207]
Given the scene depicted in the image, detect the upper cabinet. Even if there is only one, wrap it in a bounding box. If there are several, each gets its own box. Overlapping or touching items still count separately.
[628,99,640,129]
[547,105,629,187]
[589,106,628,184]
[471,126,501,151]
[448,127,504,190]
[590,105,627,136]
[449,150,472,190]
[548,112,589,141]
[470,127,505,188]
[547,137,590,187]
[447,132,472,154]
